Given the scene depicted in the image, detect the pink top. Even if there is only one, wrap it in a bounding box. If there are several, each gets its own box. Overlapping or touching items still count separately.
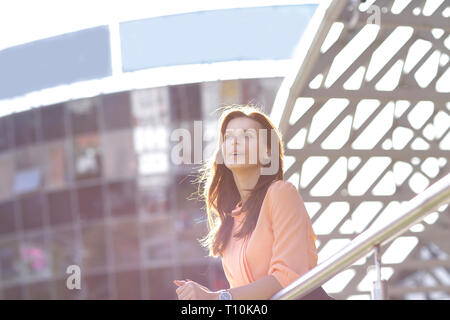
[221,180,318,289]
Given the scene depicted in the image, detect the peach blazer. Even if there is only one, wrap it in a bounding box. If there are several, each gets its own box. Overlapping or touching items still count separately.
[221,180,318,289]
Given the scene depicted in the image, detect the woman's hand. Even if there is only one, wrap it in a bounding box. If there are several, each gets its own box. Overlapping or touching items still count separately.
[173,279,219,300]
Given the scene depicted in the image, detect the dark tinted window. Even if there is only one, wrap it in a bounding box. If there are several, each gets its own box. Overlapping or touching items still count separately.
[103,130,136,180]
[0,239,21,282]
[107,180,136,216]
[80,224,108,272]
[114,270,141,299]
[46,189,73,226]
[49,228,78,278]
[169,83,202,122]
[0,200,16,235]
[0,115,14,152]
[68,98,99,136]
[44,141,70,190]
[13,109,39,147]
[52,278,81,300]
[19,193,44,230]
[110,221,140,268]
[139,185,171,216]
[2,286,24,300]
[77,184,104,221]
[40,103,66,141]
[26,280,52,299]
[0,152,14,200]
[147,267,176,299]
[101,92,132,130]
[83,272,110,299]
[241,78,262,105]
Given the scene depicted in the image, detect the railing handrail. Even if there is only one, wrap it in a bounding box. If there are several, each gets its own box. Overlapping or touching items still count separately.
[271,172,450,300]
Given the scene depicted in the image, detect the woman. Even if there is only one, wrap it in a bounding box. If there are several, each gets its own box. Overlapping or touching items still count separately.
[174,104,318,300]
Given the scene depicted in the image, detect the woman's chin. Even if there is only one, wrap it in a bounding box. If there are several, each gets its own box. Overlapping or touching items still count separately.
[226,162,260,170]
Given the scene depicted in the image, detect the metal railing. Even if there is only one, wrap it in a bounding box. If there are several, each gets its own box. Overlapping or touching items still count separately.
[271,172,450,300]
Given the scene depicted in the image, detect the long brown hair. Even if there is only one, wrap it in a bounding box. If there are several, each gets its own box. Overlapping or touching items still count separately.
[196,104,285,257]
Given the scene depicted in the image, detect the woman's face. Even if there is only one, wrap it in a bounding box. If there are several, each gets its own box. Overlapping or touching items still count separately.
[221,117,269,170]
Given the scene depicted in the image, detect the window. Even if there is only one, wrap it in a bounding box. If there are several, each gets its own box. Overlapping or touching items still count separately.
[101,91,132,131]
[0,152,14,201]
[0,114,14,153]
[201,81,221,122]
[131,86,170,126]
[68,97,100,136]
[2,286,24,300]
[220,80,241,105]
[178,233,207,262]
[52,278,81,299]
[257,77,283,114]
[114,270,141,299]
[134,125,169,175]
[0,200,17,236]
[107,180,137,217]
[80,223,108,272]
[21,234,51,279]
[46,188,74,226]
[141,216,175,240]
[13,108,39,147]
[103,129,137,180]
[13,168,43,196]
[136,151,169,175]
[76,183,104,222]
[0,238,21,283]
[146,268,176,299]
[83,272,110,299]
[240,78,263,105]
[13,146,43,196]
[40,103,67,141]
[169,83,202,122]
[202,120,218,161]
[49,228,78,278]
[73,133,102,182]
[110,221,140,268]
[174,174,202,212]
[145,240,174,263]
[26,280,52,299]
[141,218,176,265]
[44,140,70,190]
[19,193,45,231]
[138,179,171,216]
[240,78,282,113]
[176,209,208,263]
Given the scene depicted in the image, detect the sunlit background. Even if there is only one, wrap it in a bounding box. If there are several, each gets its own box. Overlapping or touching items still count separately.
[0,0,449,300]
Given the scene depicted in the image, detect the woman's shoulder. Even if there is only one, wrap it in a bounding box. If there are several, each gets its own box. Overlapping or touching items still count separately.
[268,179,297,194]
[267,179,302,208]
